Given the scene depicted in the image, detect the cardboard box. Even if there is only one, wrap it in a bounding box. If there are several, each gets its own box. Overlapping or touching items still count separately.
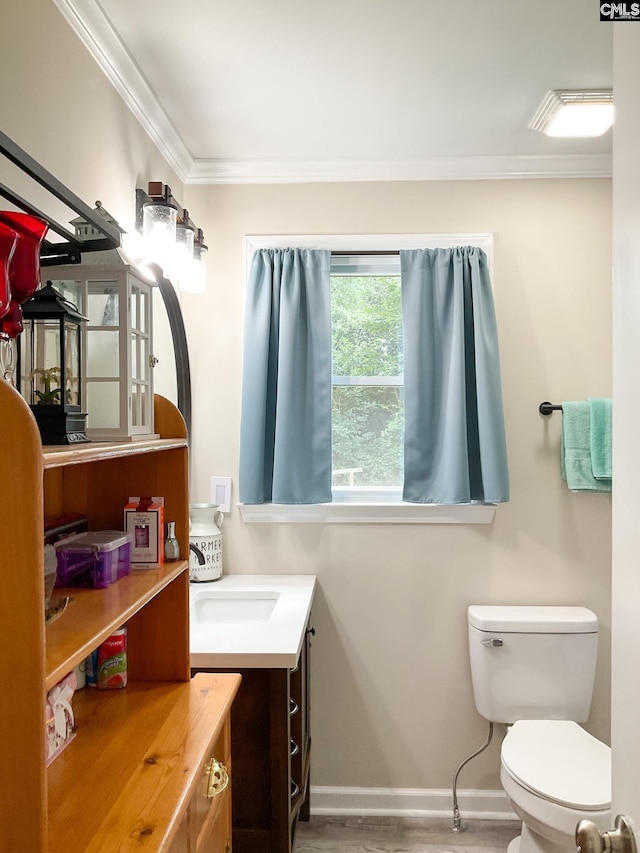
[124,497,164,564]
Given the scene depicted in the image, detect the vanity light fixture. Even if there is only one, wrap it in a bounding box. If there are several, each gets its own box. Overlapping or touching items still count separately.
[140,183,177,275]
[135,183,208,293]
[182,228,208,294]
[529,89,614,138]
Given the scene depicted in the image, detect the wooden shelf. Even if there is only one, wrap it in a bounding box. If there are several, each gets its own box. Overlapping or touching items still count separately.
[45,561,189,691]
[47,673,241,853]
[42,437,188,470]
[0,385,229,852]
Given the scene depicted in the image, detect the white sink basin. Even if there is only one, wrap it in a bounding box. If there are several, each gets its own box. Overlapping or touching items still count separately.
[189,575,316,669]
[192,589,279,623]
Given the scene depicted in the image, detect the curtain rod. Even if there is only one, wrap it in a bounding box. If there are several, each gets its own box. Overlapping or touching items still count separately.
[331,250,400,256]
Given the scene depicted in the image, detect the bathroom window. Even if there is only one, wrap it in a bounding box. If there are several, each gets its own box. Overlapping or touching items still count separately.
[240,234,500,524]
[330,254,404,502]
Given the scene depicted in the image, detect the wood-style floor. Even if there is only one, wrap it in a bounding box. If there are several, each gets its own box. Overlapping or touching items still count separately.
[295,816,521,853]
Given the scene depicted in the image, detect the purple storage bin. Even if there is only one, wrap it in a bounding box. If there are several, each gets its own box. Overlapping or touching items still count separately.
[54,531,132,589]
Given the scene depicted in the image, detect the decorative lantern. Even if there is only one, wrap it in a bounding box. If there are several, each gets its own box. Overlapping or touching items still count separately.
[44,204,158,442]
[17,282,89,445]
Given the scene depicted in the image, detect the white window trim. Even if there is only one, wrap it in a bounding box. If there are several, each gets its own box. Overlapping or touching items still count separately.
[241,233,495,525]
[238,502,496,524]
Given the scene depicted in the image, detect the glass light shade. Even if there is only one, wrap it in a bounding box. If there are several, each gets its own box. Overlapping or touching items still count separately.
[181,243,208,294]
[142,202,177,275]
[172,222,195,289]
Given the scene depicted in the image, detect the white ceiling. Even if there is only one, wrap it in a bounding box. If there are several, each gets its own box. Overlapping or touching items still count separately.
[55,0,613,183]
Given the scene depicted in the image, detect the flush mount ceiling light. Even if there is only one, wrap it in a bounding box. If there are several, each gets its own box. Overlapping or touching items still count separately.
[529,89,614,137]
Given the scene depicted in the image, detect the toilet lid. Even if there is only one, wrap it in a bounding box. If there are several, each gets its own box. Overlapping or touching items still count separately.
[501,720,610,810]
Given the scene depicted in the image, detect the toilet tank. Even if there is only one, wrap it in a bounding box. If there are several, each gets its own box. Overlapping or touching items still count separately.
[468,605,598,724]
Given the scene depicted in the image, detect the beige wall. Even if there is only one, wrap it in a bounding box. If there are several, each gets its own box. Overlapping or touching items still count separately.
[0,0,183,247]
[0,0,183,402]
[184,179,612,789]
[1,0,612,795]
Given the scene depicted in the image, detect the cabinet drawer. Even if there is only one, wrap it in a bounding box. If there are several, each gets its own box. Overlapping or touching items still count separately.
[166,810,189,853]
[190,720,232,852]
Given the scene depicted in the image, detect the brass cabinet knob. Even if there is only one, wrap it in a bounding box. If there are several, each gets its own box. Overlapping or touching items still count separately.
[205,758,229,799]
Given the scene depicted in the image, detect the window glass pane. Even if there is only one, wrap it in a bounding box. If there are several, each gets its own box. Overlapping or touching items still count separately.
[131,287,139,331]
[141,335,149,382]
[140,288,148,334]
[131,383,140,426]
[331,272,404,489]
[29,320,62,405]
[331,276,403,377]
[140,386,148,426]
[87,282,119,327]
[87,329,119,377]
[87,381,120,428]
[131,332,139,380]
[332,385,404,487]
[64,321,79,405]
[50,280,83,313]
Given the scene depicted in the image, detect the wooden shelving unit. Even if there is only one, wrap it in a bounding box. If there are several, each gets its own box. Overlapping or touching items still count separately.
[0,383,240,851]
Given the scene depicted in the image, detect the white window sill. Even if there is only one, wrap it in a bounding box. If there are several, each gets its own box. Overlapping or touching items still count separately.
[238,502,496,524]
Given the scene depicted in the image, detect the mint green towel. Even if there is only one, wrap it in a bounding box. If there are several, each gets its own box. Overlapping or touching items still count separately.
[588,397,612,479]
[561,401,612,493]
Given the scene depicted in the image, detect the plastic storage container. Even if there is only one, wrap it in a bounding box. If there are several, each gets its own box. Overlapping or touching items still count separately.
[43,544,57,608]
[54,531,132,589]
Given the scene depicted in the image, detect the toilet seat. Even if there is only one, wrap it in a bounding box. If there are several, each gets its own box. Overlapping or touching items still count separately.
[501,720,610,811]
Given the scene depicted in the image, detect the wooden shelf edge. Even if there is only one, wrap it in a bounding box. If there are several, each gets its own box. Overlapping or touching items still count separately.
[42,437,188,470]
[45,561,188,690]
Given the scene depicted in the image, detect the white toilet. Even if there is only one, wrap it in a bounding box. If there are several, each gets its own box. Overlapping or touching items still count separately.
[467,605,611,853]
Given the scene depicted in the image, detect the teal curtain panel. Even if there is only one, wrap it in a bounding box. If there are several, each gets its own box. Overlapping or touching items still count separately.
[239,248,332,504]
[400,247,509,504]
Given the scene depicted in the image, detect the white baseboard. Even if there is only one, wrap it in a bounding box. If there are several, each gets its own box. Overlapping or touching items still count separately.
[309,786,519,821]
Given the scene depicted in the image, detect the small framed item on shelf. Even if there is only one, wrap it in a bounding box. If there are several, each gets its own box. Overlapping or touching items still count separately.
[124,496,164,564]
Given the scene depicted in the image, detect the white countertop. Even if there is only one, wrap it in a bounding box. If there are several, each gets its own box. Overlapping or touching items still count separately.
[189,574,316,669]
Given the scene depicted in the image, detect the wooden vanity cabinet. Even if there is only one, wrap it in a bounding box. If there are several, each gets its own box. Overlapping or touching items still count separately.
[193,624,313,853]
[0,384,239,852]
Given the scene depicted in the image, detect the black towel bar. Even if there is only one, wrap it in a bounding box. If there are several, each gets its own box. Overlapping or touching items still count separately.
[539,401,563,416]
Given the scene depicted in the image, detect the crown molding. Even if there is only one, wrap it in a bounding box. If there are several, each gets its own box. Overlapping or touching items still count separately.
[187,153,612,184]
[52,0,193,182]
[53,1,612,186]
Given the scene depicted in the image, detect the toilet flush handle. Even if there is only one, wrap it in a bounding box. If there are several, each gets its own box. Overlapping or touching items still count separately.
[576,815,637,853]
[480,637,503,647]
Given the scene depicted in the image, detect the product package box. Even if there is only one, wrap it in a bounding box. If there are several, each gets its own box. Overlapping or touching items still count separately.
[124,497,164,564]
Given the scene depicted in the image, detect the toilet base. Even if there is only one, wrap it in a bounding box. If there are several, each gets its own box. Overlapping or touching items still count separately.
[507,823,576,853]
